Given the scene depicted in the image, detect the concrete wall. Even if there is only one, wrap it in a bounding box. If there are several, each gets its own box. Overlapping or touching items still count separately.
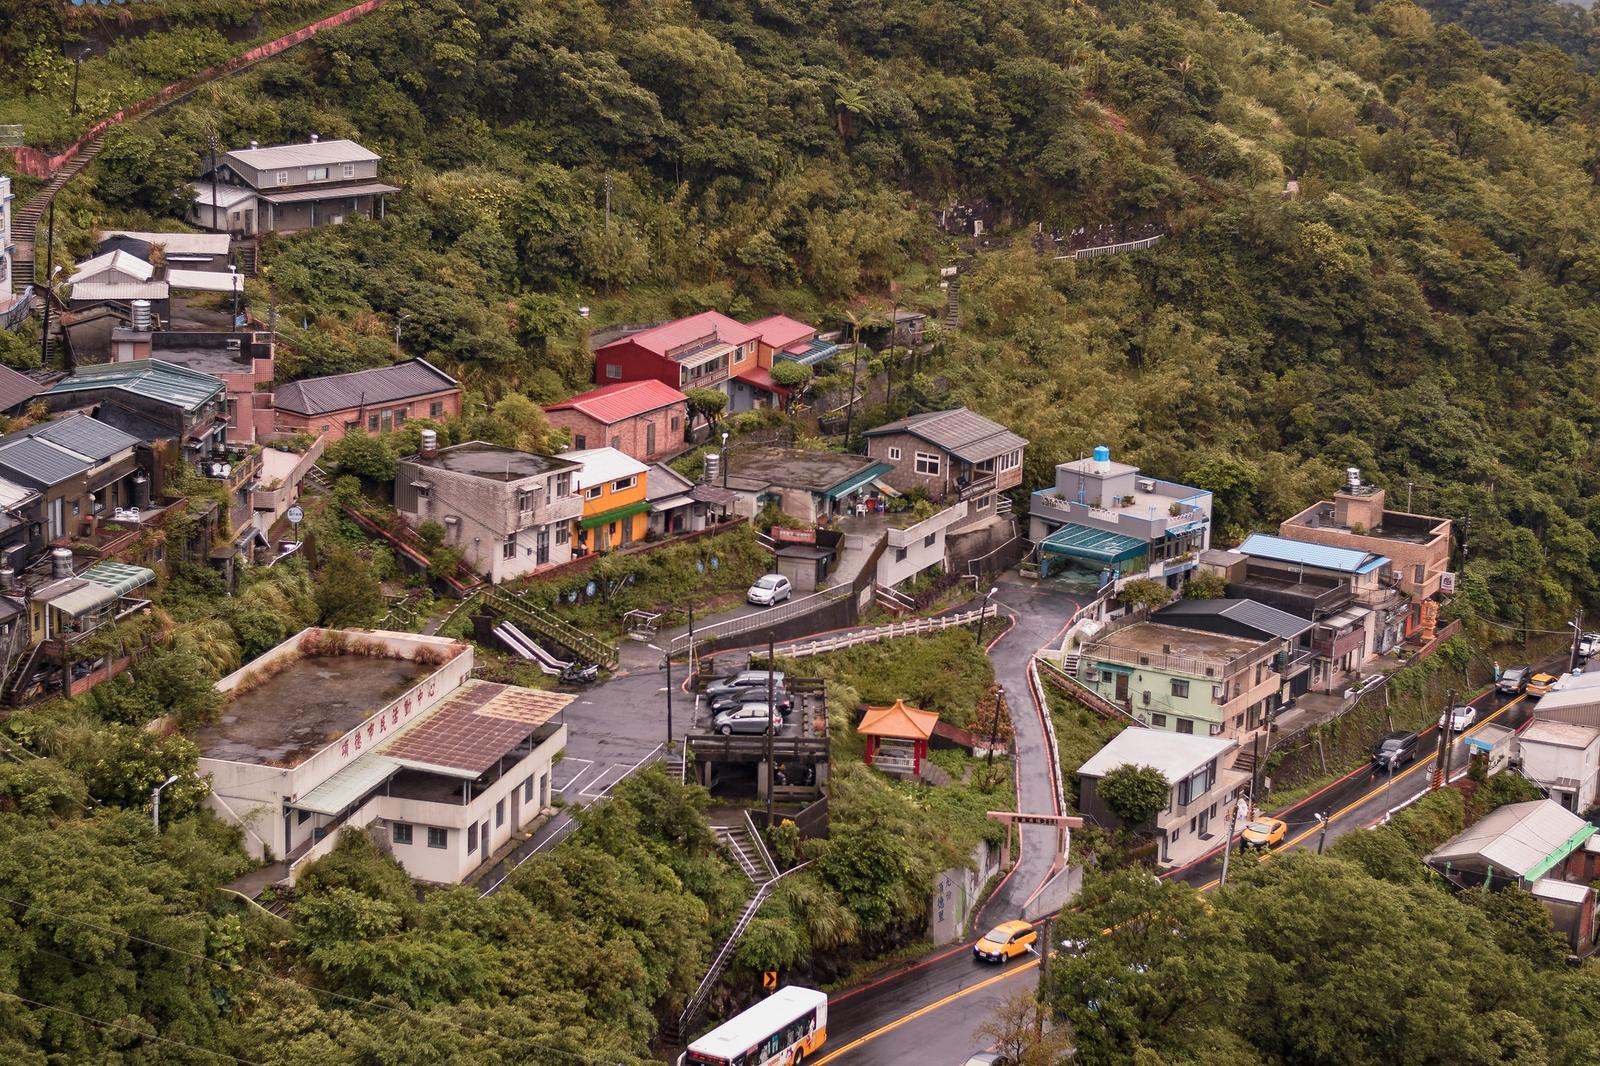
[928,841,1001,944]
[876,503,968,587]
[1520,737,1600,811]
[395,461,582,583]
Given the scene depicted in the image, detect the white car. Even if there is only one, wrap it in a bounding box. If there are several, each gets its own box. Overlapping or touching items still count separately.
[747,574,792,606]
[1580,633,1600,659]
[1438,704,1477,733]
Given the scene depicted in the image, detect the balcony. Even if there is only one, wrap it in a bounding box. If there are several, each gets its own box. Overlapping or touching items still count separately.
[197,447,262,491]
[957,473,998,502]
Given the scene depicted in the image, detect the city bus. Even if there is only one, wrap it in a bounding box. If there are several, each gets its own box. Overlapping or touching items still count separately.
[681,985,827,1066]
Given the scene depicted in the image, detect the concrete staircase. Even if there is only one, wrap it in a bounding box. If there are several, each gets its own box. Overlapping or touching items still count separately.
[1061,651,1080,677]
[13,134,107,290]
[300,465,335,496]
[712,819,778,885]
[945,273,961,327]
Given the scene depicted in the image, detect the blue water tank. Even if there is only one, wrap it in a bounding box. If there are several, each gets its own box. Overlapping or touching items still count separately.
[1093,445,1111,464]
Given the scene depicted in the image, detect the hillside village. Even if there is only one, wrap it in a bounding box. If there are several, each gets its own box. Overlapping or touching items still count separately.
[6,0,1600,1061]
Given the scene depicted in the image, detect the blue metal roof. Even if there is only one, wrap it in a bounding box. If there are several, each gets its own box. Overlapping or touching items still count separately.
[1237,533,1389,575]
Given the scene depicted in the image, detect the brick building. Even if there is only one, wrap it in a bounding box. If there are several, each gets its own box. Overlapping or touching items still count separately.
[273,360,460,442]
[543,379,688,462]
[864,408,1027,530]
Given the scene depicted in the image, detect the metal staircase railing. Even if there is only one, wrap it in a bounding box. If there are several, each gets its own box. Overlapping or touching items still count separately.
[483,587,619,669]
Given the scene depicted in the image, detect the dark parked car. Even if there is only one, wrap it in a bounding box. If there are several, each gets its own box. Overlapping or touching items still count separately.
[1497,666,1529,695]
[711,705,782,736]
[705,670,786,699]
[709,688,794,716]
[1372,730,1419,772]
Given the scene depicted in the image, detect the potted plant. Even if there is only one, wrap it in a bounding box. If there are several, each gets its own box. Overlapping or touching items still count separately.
[1121,494,1135,507]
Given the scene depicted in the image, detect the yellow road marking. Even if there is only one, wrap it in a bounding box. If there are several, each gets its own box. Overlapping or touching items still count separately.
[809,960,1039,1065]
[1195,694,1525,891]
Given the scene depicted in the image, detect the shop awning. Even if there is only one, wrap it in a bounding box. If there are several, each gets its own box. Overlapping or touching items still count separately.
[579,499,651,530]
[1165,519,1207,536]
[1039,522,1148,564]
[295,754,402,816]
[823,462,895,500]
[650,494,694,512]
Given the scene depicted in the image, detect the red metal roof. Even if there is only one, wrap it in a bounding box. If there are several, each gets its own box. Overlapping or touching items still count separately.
[544,379,688,424]
[734,366,790,395]
[597,311,758,358]
[746,315,816,350]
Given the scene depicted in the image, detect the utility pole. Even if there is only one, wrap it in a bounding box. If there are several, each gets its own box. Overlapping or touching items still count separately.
[207,133,219,235]
[686,599,696,674]
[1250,730,1263,817]
[661,646,674,749]
[986,684,1006,783]
[1315,811,1329,854]
[1570,609,1584,674]
[842,324,862,449]
[70,49,84,116]
[1406,481,1414,514]
[765,632,776,827]
[1036,914,1054,1022]
[1434,686,1458,790]
[1218,796,1244,887]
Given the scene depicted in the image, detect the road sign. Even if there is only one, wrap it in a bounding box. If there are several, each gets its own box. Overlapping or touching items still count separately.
[286,505,304,525]
[762,971,778,991]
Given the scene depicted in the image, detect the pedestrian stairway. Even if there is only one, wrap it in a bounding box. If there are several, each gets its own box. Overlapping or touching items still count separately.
[12,135,107,291]
[712,820,777,885]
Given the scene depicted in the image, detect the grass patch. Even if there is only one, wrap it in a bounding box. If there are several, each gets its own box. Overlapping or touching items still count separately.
[776,629,994,730]
[1043,678,1130,807]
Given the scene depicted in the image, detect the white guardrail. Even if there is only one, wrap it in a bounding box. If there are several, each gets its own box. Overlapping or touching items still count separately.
[771,603,999,659]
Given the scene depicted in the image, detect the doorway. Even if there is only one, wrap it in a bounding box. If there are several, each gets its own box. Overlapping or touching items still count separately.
[1114,672,1130,704]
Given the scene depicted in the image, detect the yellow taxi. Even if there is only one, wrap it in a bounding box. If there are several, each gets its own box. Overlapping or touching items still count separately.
[973,920,1037,963]
[1241,816,1288,849]
[1527,672,1558,698]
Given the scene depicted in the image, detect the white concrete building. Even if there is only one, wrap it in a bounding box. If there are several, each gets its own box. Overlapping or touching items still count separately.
[1518,720,1600,813]
[1076,728,1243,868]
[197,629,570,884]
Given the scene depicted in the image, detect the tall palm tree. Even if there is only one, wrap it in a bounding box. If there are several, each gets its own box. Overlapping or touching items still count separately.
[833,84,874,144]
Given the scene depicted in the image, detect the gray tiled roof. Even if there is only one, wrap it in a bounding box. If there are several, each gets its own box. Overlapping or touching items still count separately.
[273,359,458,417]
[1156,598,1314,640]
[0,414,140,487]
[225,139,379,169]
[864,407,1028,463]
[0,363,45,414]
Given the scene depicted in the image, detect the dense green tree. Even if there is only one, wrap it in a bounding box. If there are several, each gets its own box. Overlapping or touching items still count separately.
[1095,764,1171,829]
[315,547,385,627]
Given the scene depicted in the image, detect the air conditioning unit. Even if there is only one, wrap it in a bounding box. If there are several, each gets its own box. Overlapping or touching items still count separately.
[1209,723,1225,736]
[225,338,242,350]
[1137,478,1156,492]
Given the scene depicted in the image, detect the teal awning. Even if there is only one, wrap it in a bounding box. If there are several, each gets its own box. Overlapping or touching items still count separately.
[1040,522,1148,564]
[824,462,895,500]
[80,561,156,597]
[1523,823,1597,883]
[295,754,402,816]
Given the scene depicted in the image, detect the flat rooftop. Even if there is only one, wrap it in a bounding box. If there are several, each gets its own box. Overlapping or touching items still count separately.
[1090,621,1264,662]
[195,654,428,766]
[414,442,578,482]
[728,447,881,493]
[1285,505,1448,545]
[151,344,256,377]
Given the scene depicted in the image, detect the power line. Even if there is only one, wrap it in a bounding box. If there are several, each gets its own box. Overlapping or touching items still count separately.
[0,989,266,1065]
[0,893,626,1066]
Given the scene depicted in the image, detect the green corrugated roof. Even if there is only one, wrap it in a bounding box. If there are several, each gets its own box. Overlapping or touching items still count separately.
[47,359,223,413]
[80,561,156,597]
[579,499,651,530]
[1040,522,1148,564]
[1523,823,1597,883]
[295,754,402,816]
[823,462,895,499]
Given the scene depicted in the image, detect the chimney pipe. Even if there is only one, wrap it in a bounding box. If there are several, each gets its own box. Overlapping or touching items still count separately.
[249,140,258,150]
[51,548,73,580]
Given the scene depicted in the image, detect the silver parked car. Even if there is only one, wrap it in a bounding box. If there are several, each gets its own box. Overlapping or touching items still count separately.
[712,705,782,736]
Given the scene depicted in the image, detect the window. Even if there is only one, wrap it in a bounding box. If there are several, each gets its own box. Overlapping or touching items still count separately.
[734,345,746,363]
[517,489,535,512]
[297,809,310,825]
[612,476,636,491]
[555,523,569,545]
[342,163,356,178]
[924,533,936,548]
[536,526,550,564]
[503,539,517,559]
[1150,713,1168,728]
[1176,718,1195,735]
[430,401,445,418]
[368,414,380,431]
[395,410,406,426]
[895,547,908,562]
[276,171,289,185]
[584,486,603,501]
[605,363,623,380]
[554,473,571,497]
[671,415,681,431]
[306,166,329,181]
[495,798,505,827]
[573,434,587,450]
[427,827,447,849]
[1001,450,1021,471]
[1170,679,1190,699]
[467,822,479,853]
[523,777,534,803]
[888,446,902,461]
[1414,563,1425,585]
[975,495,991,511]
[392,822,413,845]
[915,452,941,476]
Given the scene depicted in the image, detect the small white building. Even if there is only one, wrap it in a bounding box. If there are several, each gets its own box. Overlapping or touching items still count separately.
[197,628,570,885]
[1517,720,1600,813]
[1076,728,1244,868]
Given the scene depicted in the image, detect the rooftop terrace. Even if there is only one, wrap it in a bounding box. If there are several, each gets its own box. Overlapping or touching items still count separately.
[195,654,428,766]
[1082,621,1267,678]
[414,442,578,482]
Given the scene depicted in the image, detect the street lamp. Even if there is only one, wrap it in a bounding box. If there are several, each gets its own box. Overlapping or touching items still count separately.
[394,312,411,355]
[721,431,730,490]
[975,586,999,645]
[648,643,674,748]
[150,774,180,831]
[70,48,87,116]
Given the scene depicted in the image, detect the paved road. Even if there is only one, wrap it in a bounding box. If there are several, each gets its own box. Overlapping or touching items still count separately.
[812,665,1549,1065]
[972,578,1090,926]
